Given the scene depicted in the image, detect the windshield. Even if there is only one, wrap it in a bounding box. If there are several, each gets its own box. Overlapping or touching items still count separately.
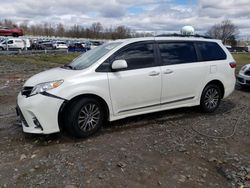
[66,42,122,70]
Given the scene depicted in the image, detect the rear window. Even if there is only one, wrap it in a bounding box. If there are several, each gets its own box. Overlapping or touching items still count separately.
[196,42,227,61]
[158,42,198,65]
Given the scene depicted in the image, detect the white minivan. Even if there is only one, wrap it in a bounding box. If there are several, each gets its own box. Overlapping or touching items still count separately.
[17,36,236,138]
[0,38,25,50]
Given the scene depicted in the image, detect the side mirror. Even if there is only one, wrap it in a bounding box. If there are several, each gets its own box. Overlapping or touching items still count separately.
[112,60,128,71]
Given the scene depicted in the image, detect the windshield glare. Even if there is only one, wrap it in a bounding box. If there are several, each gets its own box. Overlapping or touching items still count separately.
[68,42,122,70]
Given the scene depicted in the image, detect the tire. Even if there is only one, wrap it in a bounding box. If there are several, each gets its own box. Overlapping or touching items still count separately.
[0,47,4,51]
[200,84,222,113]
[12,33,18,37]
[65,97,105,138]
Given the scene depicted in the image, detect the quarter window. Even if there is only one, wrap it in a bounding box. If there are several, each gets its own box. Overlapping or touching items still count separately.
[196,42,227,61]
[8,40,13,44]
[114,42,155,70]
[158,42,197,65]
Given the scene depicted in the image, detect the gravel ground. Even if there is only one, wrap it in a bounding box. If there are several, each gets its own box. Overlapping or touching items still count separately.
[0,60,250,188]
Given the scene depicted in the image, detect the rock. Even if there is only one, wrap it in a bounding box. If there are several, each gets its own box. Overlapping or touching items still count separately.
[178,175,186,183]
[117,162,126,168]
[208,157,217,162]
[31,154,37,159]
[245,174,250,180]
[29,168,35,172]
[178,148,187,152]
[120,147,126,151]
[20,154,27,160]
[34,165,40,169]
[98,174,105,179]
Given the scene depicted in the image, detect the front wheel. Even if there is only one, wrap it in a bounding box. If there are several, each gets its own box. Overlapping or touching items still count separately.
[200,84,222,113]
[65,98,105,138]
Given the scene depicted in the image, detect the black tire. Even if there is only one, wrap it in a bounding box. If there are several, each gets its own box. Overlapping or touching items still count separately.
[0,47,4,51]
[200,84,222,113]
[12,33,18,37]
[65,97,105,138]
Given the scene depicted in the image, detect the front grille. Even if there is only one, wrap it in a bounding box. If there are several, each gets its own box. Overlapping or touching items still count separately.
[245,70,250,76]
[237,77,244,83]
[21,86,33,97]
[246,80,250,85]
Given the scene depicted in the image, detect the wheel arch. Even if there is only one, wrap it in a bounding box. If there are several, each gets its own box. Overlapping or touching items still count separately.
[202,80,225,99]
[58,93,110,130]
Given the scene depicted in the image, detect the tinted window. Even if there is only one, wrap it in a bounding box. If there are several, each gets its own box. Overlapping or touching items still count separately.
[8,40,13,44]
[197,42,226,61]
[114,42,155,70]
[158,42,197,65]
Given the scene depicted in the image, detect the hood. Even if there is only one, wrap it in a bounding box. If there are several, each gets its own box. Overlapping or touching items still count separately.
[24,67,79,86]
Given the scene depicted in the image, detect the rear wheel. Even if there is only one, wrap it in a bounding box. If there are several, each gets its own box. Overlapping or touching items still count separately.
[200,84,222,113]
[0,47,4,51]
[65,97,105,138]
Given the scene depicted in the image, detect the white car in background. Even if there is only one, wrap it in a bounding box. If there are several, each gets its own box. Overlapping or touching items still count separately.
[53,41,68,49]
[237,64,250,86]
[17,36,236,138]
[0,38,25,50]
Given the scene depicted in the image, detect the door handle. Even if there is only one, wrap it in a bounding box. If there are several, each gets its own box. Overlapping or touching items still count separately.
[149,71,160,76]
[163,69,173,74]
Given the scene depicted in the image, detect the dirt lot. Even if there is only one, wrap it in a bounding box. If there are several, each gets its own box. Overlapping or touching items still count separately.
[0,54,250,188]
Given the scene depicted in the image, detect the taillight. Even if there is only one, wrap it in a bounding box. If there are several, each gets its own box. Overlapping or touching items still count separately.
[229,62,236,68]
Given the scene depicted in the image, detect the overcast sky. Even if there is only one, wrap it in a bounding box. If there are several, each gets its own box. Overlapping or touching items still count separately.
[0,0,250,37]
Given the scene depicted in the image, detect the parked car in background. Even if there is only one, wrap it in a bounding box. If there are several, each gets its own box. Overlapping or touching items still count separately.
[41,42,54,50]
[81,41,91,51]
[237,64,250,87]
[0,26,24,37]
[17,36,236,138]
[23,38,31,50]
[53,41,68,49]
[68,42,87,52]
[31,40,53,50]
[90,41,103,49]
[0,38,25,50]
[246,46,250,52]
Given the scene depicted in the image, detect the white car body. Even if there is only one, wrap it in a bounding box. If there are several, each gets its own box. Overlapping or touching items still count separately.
[0,38,25,50]
[237,64,250,86]
[17,37,236,135]
[53,41,68,49]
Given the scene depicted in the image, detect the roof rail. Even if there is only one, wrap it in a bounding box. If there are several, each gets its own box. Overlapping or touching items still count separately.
[156,33,212,39]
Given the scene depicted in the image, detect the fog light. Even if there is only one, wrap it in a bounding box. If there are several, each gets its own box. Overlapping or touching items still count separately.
[33,117,43,131]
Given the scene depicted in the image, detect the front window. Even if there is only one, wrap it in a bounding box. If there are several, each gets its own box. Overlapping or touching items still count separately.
[66,42,122,70]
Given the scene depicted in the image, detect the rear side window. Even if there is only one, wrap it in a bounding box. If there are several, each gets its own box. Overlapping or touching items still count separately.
[158,42,197,65]
[196,42,227,61]
[8,40,13,44]
[114,42,155,70]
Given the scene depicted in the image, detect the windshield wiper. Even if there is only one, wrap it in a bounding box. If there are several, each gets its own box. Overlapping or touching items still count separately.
[62,64,75,70]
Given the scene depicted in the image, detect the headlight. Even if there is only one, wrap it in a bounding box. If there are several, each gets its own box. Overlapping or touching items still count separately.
[30,80,63,96]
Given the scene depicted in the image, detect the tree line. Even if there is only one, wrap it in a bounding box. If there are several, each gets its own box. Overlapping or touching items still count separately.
[0,19,152,39]
[0,19,239,45]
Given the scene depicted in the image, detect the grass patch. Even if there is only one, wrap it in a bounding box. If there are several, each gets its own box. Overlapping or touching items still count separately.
[0,53,80,66]
[232,53,250,73]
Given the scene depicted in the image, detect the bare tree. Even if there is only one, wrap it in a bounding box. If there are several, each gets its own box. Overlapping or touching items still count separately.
[90,22,103,38]
[56,23,65,37]
[207,20,239,45]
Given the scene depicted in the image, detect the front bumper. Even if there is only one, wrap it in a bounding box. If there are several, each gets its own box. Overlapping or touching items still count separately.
[237,74,250,85]
[17,92,65,134]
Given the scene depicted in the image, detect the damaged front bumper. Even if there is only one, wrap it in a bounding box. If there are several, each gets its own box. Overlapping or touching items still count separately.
[17,92,65,134]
